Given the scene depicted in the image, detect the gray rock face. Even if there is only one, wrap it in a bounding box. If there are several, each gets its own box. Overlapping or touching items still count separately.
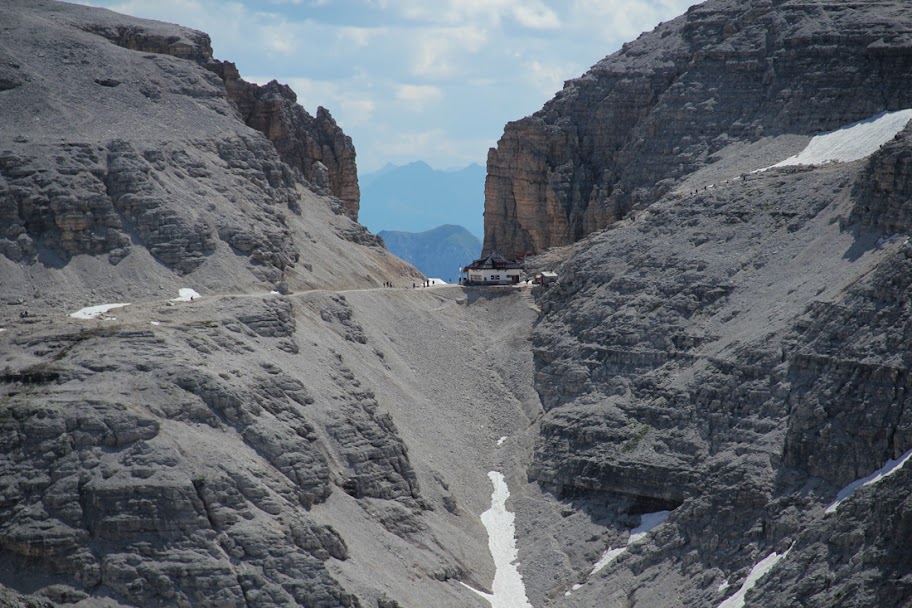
[0,0,368,288]
[6,0,912,606]
[526,116,912,607]
[207,61,361,219]
[484,0,912,255]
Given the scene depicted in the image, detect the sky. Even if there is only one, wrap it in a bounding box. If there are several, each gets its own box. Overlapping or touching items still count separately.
[78,0,697,173]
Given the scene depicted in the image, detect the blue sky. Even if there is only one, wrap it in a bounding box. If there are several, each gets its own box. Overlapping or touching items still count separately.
[79,0,697,172]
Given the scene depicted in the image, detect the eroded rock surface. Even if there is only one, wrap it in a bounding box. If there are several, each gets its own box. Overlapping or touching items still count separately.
[484,0,912,255]
[524,120,912,608]
[0,0,368,291]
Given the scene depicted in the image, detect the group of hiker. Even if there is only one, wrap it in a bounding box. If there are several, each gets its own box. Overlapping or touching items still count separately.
[379,279,441,288]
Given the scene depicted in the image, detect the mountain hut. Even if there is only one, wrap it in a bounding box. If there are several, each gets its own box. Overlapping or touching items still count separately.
[460,251,523,285]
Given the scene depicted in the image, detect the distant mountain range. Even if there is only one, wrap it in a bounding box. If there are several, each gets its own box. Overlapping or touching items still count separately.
[378,225,481,282]
[359,161,485,239]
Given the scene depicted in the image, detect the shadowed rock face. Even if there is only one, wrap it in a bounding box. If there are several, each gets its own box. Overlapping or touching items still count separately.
[484,0,912,256]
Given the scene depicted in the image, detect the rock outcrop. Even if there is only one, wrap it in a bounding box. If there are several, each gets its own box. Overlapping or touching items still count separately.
[207,61,361,219]
[526,136,912,606]
[0,0,384,303]
[484,0,912,255]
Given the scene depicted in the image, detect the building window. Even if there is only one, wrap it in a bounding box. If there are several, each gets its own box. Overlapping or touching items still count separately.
[491,275,500,281]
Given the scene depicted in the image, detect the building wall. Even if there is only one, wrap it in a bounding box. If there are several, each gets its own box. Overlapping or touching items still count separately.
[467,268,521,284]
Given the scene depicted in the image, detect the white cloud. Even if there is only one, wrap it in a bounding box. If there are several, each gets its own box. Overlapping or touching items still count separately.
[396,84,443,110]
[338,26,377,47]
[569,0,696,41]
[411,25,487,78]
[511,3,560,29]
[524,59,580,97]
[397,0,558,30]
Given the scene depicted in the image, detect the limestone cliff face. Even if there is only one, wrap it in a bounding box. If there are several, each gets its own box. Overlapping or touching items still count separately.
[484,0,912,255]
[83,17,361,220]
[208,61,361,219]
[0,0,373,291]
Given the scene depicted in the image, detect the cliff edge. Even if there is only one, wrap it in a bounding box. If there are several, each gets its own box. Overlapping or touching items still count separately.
[484,0,912,255]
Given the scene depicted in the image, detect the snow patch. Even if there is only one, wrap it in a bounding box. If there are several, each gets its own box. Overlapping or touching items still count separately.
[150,321,161,326]
[497,436,507,446]
[590,547,627,576]
[461,471,533,608]
[171,288,201,302]
[762,109,912,170]
[69,303,130,320]
[717,580,730,593]
[566,510,672,596]
[589,510,670,575]
[628,510,671,544]
[717,548,790,608]
[427,278,447,286]
[826,448,912,514]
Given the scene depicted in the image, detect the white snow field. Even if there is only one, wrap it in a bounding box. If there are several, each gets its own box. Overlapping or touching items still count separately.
[767,109,912,169]
[69,303,131,320]
[171,288,201,302]
[826,447,912,514]
[462,471,533,608]
[717,548,791,608]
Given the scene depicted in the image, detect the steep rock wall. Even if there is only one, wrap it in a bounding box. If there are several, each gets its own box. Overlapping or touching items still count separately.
[484,0,912,255]
[67,2,360,220]
[525,126,912,606]
[208,61,361,219]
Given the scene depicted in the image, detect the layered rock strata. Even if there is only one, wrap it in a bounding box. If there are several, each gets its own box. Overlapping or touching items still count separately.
[484,0,912,255]
[524,127,912,606]
[207,61,360,219]
[0,0,365,289]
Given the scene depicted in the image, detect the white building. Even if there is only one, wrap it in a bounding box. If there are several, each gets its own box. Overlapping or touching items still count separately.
[461,251,523,285]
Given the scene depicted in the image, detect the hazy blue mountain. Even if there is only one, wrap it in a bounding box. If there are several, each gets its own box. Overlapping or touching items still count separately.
[359,161,485,239]
[378,225,481,282]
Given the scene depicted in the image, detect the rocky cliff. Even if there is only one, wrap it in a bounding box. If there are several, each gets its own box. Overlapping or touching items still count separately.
[207,61,361,219]
[6,0,912,607]
[484,0,912,255]
[510,4,912,600]
[0,3,539,607]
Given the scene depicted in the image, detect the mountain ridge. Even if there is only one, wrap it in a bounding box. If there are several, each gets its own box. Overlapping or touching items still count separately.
[378,224,481,281]
[360,162,485,239]
[484,0,912,256]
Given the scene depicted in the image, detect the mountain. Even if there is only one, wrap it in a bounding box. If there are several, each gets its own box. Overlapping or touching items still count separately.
[484,0,912,256]
[500,1,912,606]
[5,0,912,607]
[378,225,481,282]
[359,161,485,239]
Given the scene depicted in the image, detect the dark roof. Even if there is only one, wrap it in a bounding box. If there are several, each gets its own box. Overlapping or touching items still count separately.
[465,251,523,270]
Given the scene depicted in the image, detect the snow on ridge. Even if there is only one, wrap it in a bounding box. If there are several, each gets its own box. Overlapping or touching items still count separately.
[717,548,790,608]
[69,303,131,320]
[462,471,533,608]
[826,447,912,514]
[763,109,912,170]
